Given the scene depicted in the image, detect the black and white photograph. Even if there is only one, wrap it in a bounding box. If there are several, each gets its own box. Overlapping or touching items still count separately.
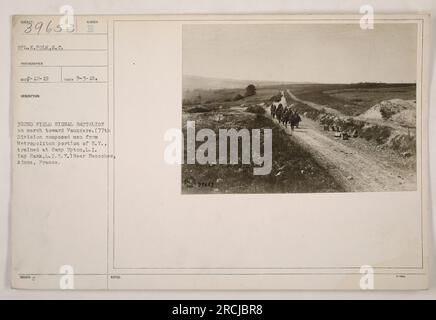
[182,23,418,194]
[2,3,433,298]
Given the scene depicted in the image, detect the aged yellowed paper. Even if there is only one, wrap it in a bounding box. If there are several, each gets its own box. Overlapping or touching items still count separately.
[11,14,430,289]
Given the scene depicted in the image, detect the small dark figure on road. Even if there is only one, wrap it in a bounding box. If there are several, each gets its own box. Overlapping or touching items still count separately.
[342,132,350,140]
[295,112,301,128]
[270,104,276,119]
[282,108,290,127]
[276,104,283,123]
[290,112,301,131]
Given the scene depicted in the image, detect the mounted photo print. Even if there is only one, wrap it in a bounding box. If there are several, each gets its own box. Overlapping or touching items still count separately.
[10,14,430,290]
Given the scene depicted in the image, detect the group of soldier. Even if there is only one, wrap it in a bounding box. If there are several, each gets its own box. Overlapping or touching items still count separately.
[320,114,359,140]
[270,103,302,131]
[269,101,360,141]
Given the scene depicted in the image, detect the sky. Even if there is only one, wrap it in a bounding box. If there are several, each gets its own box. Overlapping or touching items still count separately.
[182,23,417,84]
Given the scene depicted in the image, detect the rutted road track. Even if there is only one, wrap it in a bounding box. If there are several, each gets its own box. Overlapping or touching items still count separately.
[266,92,416,192]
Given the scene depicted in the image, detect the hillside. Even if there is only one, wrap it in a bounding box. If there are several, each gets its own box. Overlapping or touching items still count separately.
[358,99,416,128]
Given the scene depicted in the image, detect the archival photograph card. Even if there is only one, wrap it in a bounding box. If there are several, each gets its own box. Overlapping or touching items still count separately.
[10,14,430,290]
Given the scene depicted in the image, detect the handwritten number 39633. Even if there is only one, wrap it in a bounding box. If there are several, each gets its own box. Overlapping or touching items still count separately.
[23,20,75,34]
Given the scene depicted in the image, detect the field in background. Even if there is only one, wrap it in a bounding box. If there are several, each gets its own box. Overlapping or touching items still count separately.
[285,83,416,116]
[183,83,416,116]
[183,86,282,110]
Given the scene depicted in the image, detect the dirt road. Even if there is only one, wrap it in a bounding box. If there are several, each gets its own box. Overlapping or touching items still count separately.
[286,89,411,134]
[266,92,416,192]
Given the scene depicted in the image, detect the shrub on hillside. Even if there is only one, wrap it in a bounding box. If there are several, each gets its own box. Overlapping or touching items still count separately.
[185,106,210,113]
[380,105,398,120]
[245,105,266,115]
[233,94,244,101]
[360,125,392,144]
[244,84,256,97]
[269,93,282,102]
[388,134,416,154]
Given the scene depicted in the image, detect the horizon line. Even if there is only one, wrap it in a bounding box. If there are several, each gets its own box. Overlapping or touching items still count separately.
[183,74,416,86]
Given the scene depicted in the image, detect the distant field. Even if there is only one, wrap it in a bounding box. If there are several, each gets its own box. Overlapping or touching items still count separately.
[183,82,416,116]
[183,86,282,109]
[285,83,416,116]
[183,88,239,105]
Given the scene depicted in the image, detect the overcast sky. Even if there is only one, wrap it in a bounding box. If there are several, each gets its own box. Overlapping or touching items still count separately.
[183,23,417,84]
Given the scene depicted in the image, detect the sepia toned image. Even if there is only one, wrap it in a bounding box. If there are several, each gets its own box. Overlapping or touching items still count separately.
[182,23,418,194]
[9,13,429,291]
